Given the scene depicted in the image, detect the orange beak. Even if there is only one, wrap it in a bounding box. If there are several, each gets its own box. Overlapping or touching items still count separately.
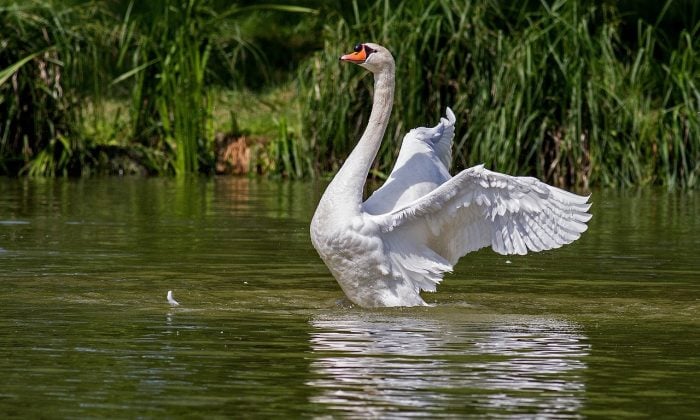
[340,48,367,64]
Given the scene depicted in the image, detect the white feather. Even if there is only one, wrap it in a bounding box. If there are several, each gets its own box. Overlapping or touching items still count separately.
[167,290,180,307]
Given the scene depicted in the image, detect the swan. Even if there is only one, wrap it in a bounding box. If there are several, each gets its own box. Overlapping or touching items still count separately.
[310,43,591,308]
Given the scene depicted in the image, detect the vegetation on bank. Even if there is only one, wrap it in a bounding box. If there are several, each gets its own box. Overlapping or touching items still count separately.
[302,0,700,189]
[0,0,317,176]
[1,0,698,189]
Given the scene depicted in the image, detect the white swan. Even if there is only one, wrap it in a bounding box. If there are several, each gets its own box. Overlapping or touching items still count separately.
[310,43,591,308]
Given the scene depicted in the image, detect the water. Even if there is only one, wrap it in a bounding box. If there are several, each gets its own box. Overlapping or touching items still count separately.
[0,177,698,418]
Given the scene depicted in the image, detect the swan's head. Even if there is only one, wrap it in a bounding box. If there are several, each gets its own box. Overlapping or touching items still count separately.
[340,42,394,74]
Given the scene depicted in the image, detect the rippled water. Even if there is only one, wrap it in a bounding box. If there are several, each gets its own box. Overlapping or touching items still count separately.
[0,178,698,417]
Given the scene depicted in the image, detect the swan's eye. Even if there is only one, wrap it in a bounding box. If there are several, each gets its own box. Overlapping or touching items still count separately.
[353,43,362,53]
[363,45,377,55]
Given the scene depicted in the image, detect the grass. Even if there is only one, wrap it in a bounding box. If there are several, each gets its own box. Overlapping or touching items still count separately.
[0,0,698,188]
[0,1,99,175]
[296,0,700,189]
[214,85,302,138]
[0,0,315,176]
[212,84,308,177]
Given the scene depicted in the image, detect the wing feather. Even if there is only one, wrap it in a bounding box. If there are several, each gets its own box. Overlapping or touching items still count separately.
[360,111,590,295]
[371,165,591,266]
[363,108,456,215]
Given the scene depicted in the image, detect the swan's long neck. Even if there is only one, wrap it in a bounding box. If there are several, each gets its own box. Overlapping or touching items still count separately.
[321,65,395,218]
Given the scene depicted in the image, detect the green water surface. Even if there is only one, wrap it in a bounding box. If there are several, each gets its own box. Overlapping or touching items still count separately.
[0,177,698,418]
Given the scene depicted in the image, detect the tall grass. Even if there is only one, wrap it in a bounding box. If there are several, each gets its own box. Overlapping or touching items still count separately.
[2,0,696,186]
[112,0,216,175]
[1,0,315,176]
[298,0,699,188]
[111,0,316,175]
[0,1,106,175]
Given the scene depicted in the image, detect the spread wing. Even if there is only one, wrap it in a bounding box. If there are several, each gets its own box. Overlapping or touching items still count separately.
[362,108,456,215]
[373,164,592,261]
[367,165,592,292]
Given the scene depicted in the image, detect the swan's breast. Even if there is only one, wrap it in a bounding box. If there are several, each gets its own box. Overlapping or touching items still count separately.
[311,210,427,307]
[312,215,381,263]
[311,215,385,283]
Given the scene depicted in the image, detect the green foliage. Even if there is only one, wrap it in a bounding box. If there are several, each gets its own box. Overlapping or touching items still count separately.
[266,116,311,178]
[1,0,697,187]
[0,1,102,175]
[0,0,316,177]
[298,0,700,188]
[113,0,216,175]
[110,0,316,175]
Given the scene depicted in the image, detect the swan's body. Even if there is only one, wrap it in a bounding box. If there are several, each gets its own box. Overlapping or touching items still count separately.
[310,43,591,308]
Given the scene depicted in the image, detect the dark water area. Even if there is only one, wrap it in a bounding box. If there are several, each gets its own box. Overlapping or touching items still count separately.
[0,177,698,417]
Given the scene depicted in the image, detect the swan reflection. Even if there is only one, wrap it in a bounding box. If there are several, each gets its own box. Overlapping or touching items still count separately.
[308,313,589,417]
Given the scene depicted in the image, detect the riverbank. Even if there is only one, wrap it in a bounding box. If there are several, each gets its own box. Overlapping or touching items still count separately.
[1,0,698,188]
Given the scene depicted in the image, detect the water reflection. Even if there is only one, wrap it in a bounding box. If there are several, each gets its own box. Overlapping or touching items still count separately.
[308,313,589,417]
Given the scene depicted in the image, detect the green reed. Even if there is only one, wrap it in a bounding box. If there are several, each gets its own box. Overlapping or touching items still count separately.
[111,0,315,176]
[1,0,315,176]
[2,0,696,185]
[298,0,699,188]
[111,0,213,175]
[0,1,105,175]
